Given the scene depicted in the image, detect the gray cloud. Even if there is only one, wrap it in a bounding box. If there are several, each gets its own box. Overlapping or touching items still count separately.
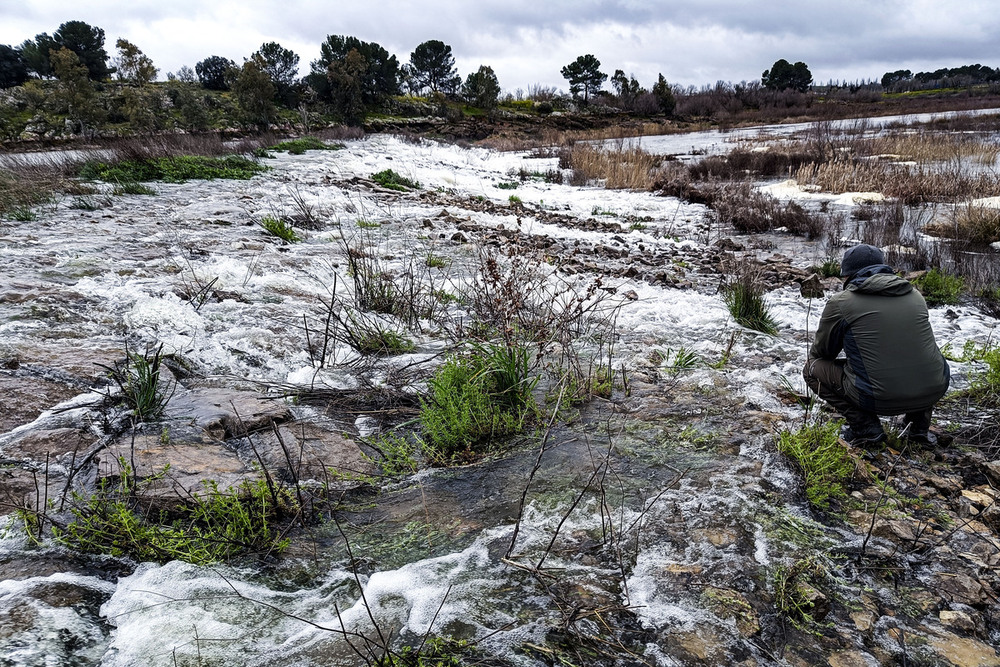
[1,0,998,90]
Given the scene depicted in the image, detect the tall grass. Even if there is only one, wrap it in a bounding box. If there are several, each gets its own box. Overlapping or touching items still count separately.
[561,142,663,189]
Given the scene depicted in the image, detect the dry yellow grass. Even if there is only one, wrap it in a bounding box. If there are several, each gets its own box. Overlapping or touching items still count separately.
[565,143,663,190]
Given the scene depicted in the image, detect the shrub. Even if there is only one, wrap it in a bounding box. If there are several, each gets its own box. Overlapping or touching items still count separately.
[420,343,537,461]
[371,169,420,191]
[777,420,854,509]
[913,268,964,306]
[937,205,1000,245]
[259,215,300,243]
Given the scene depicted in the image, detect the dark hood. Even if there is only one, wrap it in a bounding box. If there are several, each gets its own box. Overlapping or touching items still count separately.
[846,265,913,296]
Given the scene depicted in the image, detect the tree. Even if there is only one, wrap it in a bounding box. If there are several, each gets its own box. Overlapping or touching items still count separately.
[19,34,58,78]
[196,55,236,91]
[308,35,399,106]
[52,21,112,80]
[253,41,299,106]
[880,69,912,89]
[406,40,461,95]
[462,65,500,110]
[761,59,812,92]
[561,54,606,102]
[328,48,366,125]
[50,47,105,135]
[114,39,157,85]
[233,55,276,130]
[0,44,29,88]
[175,65,196,83]
[652,73,676,115]
[611,69,641,99]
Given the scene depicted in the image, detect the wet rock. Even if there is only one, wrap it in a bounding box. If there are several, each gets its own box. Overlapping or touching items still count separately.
[165,388,292,440]
[104,432,250,505]
[827,650,880,667]
[451,232,467,242]
[714,238,745,251]
[928,632,1000,667]
[940,609,977,633]
[702,586,760,637]
[238,422,375,487]
[932,572,989,606]
[0,427,97,462]
[799,273,825,298]
[984,460,1000,485]
[850,609,877,632]
[795,581,830,621]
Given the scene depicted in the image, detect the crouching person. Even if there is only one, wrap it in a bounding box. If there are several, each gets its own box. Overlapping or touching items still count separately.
[803,244,950,446]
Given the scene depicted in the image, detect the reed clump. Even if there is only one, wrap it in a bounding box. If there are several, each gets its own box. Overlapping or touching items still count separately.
[925,204,1000,245]
[561,142,663,189]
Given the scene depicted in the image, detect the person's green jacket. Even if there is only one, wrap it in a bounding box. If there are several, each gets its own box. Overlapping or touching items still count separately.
[810,266,950,413]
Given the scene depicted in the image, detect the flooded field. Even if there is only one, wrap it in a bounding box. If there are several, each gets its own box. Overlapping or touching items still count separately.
[1,128,999,666]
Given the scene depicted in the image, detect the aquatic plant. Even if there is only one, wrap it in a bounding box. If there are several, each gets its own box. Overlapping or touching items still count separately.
[777,420,854,509]
[371,169,420,191]
[720,259,779,336]
[111,179,157,196]
[772,557,831,634]
[53,464,293,564]
[269,136,341,154]
[80,155,266,183]
[259,214,300,243]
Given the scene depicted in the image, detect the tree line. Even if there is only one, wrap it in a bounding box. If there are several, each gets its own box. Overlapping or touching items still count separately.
[2,18,994,140]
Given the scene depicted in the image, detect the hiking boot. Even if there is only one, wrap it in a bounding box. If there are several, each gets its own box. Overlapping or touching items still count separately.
[841,424,887,447]
[904,430,939,447]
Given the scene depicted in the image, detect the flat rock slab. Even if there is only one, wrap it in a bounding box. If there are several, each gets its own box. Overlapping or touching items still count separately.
[238,422,375,485]
[103,433,251,506]
[166,388,292,440]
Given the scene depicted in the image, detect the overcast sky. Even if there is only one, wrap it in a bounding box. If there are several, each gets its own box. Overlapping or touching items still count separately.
[2,1,999,92]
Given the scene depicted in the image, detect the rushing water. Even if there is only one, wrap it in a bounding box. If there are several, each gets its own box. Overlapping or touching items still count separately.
[1,133,997,666]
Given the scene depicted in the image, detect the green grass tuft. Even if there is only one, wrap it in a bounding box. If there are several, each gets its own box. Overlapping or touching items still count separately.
[420,342,537,462]
[777,420,854,509]
[723,282,778,335]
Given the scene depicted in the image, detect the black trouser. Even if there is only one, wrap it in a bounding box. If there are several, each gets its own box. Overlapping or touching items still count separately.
[802,358,933,435]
